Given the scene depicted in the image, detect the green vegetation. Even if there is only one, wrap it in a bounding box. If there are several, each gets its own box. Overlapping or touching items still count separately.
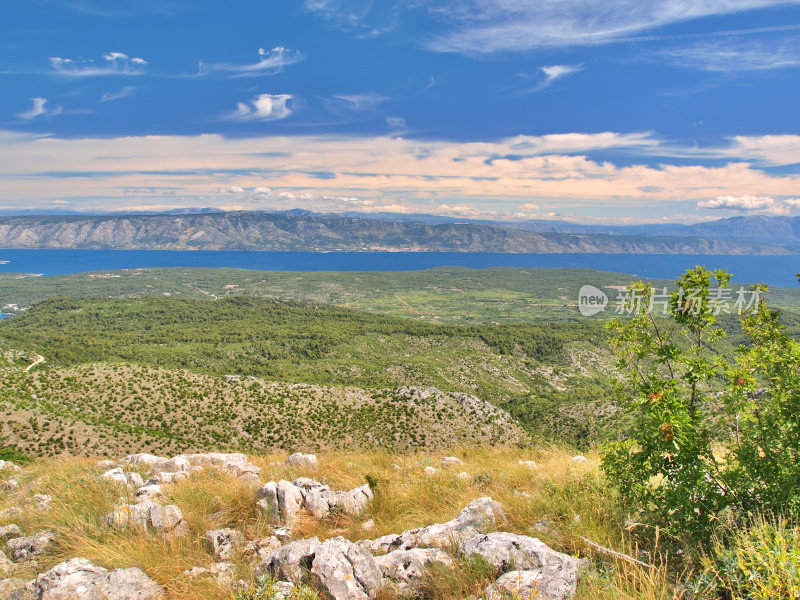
[691,516,800,599]
[2,266,798,323]
[602,266,800,597]
[0,363,529,456]
[0,295,619,449]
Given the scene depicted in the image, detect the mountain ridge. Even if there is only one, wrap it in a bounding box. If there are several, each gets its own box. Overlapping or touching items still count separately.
[0,212,791,254]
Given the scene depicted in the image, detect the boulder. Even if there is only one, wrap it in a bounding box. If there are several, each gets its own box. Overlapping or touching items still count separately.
[31,495,52,511]
[0,547,12,574]
[423,466,437,476]
[97,460,117,470]
[255,537,320,583]
[204,528,244,561]
[256,478,374,525]
[285,453,318,470]
[146,471,189,485]
[134,484,164,503]
[120,454,167,469]
[441,457,463,467]
[362,497,507,553]
[485,569,575,600]
[518,461,538,469]
[1,479,20,492]
[375,548,453,593]
[182,561,236,586]
[255,481,279,523]
[104,502,189,536]
[0,507,23,520]
[243,536,282,561]
[102,468,145,489]
[0,578,27,599]
[571,455,587,463]
[459,532,581,600]
[0,524,22,541]
[276,480,304,524]
[31,557,164,600]
[310,537,382,600]
[0,460,21,472]
[7,531,56,561]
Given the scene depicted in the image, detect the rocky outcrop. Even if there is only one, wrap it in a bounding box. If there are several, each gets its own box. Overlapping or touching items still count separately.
[104,502,189,537]
[375,548,453,593]
[182,561,236,586]
[255,537,320,582]
[102,468,144,489]
[204,528,244,561]
[0,460,21,472]
[0,524,22,542]
[460,532,582,600]
[255,478,373,525]
[6,531,56,561]
[28,557,164,600]
[285,453,318,470]
[121,452,261,486]
[310,537,382,600]
[486,569,570,600]
[359,497,506,553]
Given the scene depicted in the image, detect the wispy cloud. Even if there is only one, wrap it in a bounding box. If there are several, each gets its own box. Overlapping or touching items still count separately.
[667,38,800,71]
[203,47,303,77]
[16,97,61,120]
[330,92,387,112]
[516,64,582,94]
[99,85,137,103]
[306,0,800,53]
[226,94,293,121]
[49,52,147,76]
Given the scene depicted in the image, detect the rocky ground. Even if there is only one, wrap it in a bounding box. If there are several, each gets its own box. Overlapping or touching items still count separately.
[0,448,660,600]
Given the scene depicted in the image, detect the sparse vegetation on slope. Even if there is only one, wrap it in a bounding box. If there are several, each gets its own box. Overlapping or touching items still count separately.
[0,363,530,457]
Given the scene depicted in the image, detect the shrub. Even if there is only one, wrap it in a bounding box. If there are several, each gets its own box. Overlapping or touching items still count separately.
[690,516,800,600]
[236,575,320,600]
[602,266,800,546]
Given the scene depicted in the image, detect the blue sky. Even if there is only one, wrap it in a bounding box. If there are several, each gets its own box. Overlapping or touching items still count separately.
[1,0,800,223]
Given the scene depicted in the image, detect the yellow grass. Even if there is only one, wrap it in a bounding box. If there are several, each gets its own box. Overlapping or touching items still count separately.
[0,447,681,599]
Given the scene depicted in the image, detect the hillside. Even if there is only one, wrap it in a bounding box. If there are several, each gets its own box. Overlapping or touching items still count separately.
[0,212,790,254]
[0,296,618,446]
[0,360,529,457]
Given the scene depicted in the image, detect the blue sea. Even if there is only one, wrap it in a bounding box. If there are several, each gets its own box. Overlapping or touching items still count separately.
[0,249,798,288]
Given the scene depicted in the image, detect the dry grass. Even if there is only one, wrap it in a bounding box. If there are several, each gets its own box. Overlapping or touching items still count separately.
[0,447,681,600]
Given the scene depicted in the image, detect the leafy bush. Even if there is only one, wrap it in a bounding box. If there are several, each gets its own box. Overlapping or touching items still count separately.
[690,516,800,600]
[602,266,800,546]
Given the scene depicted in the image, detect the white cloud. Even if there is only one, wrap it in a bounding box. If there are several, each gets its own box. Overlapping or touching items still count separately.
[697,194,796,214]
[99,85,137,103]
[227,94,293,121]
[254,187,273,197]
[205,47,304,77]
[668,38,800,71]
[16,98,61,120]
[49,52,148,76]
[218,186,244,193]
[541,65,582,84]
[2,129,800,221]
[332,92,387,112]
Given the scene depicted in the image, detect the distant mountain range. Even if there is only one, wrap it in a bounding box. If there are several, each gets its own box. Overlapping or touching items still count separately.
[0,212,794,254]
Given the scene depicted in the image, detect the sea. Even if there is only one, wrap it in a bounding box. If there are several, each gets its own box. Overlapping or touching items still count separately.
[0,248,798,287]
